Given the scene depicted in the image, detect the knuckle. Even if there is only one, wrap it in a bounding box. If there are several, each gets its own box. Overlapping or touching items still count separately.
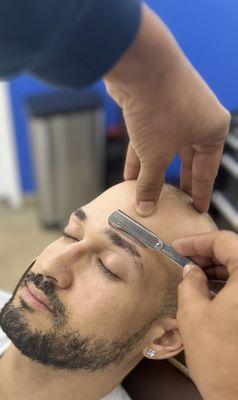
[223,109,231,127]
[138,182,158,195]
[142,154,171,171]
[217,108,231,138]
[137,180,161,199]
[126,161,139,171]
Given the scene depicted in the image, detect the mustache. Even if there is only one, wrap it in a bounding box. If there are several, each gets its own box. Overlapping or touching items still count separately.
[20,270,66,318]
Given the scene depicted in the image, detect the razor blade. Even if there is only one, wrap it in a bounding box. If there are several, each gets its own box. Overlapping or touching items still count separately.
[108,210,226,296]
[109,210,190,268]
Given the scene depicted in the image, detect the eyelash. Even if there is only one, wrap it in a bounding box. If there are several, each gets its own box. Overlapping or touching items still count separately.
[96,258,120,282]
[62,233,120,282]
[62,232,78,241]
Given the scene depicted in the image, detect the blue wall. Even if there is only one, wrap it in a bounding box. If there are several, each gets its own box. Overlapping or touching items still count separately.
[10,1,238,193]
[146,0,238,110]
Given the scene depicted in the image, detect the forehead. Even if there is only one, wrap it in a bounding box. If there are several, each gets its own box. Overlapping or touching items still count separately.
[76,182,181,244]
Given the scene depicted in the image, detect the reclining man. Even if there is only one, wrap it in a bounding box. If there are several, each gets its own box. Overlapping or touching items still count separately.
[0,181,216,400]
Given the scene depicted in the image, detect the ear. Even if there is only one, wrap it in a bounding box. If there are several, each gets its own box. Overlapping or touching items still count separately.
[143,318,183,360]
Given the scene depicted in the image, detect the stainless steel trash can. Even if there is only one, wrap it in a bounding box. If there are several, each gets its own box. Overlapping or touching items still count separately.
[27,90,105,228]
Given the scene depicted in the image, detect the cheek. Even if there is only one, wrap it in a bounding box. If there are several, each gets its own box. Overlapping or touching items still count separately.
[65,273,142,339]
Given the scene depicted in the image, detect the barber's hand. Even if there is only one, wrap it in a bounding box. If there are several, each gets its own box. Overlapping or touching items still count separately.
[173,231,238,400]
[104,4,230,216]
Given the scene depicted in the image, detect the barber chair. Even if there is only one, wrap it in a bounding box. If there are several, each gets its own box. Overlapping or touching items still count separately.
[123,358,202,400]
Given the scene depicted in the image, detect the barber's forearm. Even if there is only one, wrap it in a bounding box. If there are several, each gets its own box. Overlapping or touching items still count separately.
[104,3,221,115]
[104,4,185,101]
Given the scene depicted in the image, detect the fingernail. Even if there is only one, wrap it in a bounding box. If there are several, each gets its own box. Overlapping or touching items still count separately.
[173,239,186,249]
[183,264,194,279]
[137,201,156,216]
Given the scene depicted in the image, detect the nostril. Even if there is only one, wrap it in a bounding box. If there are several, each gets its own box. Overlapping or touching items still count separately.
[45,272,72,289]
[45,275,58,284]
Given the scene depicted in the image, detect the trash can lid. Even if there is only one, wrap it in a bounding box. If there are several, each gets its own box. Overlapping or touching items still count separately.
[27,89,102,117]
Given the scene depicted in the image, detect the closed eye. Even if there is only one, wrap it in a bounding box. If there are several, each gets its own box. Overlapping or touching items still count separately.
[62,232,121,282]
[97,258,121,282]
[62,232,79,242]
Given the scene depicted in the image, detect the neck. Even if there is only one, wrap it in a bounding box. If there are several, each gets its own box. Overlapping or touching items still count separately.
[0,344,141,400]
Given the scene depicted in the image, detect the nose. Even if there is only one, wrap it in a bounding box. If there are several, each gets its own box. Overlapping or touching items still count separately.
[41,260,73,289]
[39,241,88,289]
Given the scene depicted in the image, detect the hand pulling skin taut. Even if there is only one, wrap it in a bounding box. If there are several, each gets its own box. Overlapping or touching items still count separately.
[108,210,226,296]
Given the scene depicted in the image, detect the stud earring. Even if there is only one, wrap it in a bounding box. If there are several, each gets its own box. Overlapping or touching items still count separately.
[146,348,157,358]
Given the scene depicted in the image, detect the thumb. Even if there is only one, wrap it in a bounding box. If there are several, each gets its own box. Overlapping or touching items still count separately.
[178,264,211,312]
[136,161,169,216]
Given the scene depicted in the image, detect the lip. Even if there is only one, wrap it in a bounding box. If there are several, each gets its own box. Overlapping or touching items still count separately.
[22,283,53,313]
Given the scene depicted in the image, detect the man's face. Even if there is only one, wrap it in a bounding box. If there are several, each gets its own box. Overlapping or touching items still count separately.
[0,182,201,371]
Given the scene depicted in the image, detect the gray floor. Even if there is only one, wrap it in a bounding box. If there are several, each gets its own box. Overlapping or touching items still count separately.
[0,202,59,293]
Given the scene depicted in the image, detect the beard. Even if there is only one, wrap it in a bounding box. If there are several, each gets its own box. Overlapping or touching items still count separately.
[0,262,153,371]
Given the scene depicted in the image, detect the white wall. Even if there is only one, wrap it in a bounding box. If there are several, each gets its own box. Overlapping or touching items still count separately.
[0,82,22,208]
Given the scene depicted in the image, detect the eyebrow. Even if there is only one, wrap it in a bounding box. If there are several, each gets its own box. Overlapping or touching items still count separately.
[105,228,144,277]
[105,229,141,258]
[73,208,87,222]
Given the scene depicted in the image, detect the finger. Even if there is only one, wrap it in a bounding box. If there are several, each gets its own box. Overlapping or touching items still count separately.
[135,157,171,216]
[188,255,216,268]
[179,147,195,196]
[183,255,225,277]
[124,143,141,181]
[173,241,218,268]
[191,140,225,212]
[177,264,210,323]
[206,265,229,280]
[174,231,238,278]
